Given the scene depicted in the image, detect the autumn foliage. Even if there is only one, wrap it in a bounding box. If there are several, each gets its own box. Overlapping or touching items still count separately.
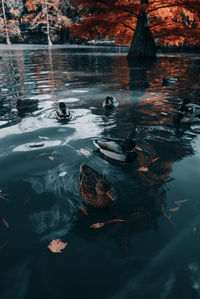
[69,0,200,47]
[0,0,200,48]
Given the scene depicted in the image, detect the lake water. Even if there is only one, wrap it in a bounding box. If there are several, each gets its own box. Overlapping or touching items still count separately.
[0,45,200,299]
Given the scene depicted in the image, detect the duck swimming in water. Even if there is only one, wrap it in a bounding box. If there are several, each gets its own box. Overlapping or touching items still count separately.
[16,99,38,111]
[174,99,200,124]
[103,96,118,109]
[79,164,118,208]
[162,78,178,86]
[94,138,137,162]
[56,102,71,121]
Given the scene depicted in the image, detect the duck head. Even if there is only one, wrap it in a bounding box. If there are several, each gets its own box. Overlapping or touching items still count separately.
[59,102,67,115]
[104,96,117,109]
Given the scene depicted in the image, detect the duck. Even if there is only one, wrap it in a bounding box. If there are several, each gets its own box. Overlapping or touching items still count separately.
[103,96,118,109]
[16,99,38,111]
[162,78,178,86]
[56,102,71,121]
[94,138,137,162]
[79,164,118,208]
[174,99,200,124]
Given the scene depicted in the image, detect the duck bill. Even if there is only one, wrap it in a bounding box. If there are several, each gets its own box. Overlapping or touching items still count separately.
[106,191,115,202]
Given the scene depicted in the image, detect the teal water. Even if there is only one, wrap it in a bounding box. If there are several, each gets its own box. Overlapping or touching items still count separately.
[0,45,200,299]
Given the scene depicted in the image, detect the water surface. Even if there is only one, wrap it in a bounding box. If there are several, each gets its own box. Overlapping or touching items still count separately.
[0,45,200,299]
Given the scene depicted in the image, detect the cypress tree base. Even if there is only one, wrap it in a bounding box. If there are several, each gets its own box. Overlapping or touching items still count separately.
[127,10,157,61]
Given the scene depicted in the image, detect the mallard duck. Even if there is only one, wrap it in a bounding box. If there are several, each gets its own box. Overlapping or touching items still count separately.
[16,99,38,111]
[79,164,118,208]
[174,99,200,124]
[94,138,137,162]
[56,102,71,121]
[103,96,118,109]
[162,78,178,86]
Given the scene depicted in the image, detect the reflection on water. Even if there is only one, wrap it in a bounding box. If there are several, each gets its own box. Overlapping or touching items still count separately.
[0,45,200,299]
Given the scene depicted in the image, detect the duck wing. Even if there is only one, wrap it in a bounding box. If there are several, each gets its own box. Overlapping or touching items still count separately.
[99,148,127,161]
[94,140,123,154]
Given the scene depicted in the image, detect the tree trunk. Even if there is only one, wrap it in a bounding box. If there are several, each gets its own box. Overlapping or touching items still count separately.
[128,1,156,61]
[1,0,11,45]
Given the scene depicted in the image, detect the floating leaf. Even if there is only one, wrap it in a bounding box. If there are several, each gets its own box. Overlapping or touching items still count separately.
[174,199,190,206]
[59,171,67,177]
[151,157,160,164]
[79,148,91,158]
[106,219,128,224]
[137,167,148,172]
[134,145,143,152]
[90,219,127,228]
[169,207,180,212]
[2,218,9,228]
[48,239,68,253]
[49,156,55,161]
[90,222,105,229]
[0,194,9,201]
[80,206,88,216]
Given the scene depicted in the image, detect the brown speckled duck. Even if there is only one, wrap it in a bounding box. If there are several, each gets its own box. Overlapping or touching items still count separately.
[79,164,118,208]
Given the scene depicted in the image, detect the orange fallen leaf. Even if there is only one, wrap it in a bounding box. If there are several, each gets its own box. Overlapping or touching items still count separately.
[151,157,160,164]
[48,239,68,253]
[106,219,128,224]
[134,145,143,152]
[169,207,180,212]
[137,167,148,172]
[174,199,190,206]
[80,206,88,216]
[0,194,9,201]
[2,218,9,228]
[90,222,105,229]
[106,191,115,202]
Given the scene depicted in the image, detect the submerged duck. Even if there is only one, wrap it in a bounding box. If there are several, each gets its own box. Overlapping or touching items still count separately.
[16,99,38,111]
[56,102,71,120]
[162,78,178,86]
[94,138,137,162]
[103,96,118,109]
[79,164,118,208]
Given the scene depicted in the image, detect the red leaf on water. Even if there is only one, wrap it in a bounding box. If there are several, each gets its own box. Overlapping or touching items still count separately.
[151,157,160,164]
[174,199,190,206]
[90,222,105,229]
[2,218,9,228]
[134,145,143,152]
[48,239,68,253]
[169,207,180,212]
[106,219,128,224]
[80,206,88,216]
[0,194,9,201]
[137,167,148,172]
